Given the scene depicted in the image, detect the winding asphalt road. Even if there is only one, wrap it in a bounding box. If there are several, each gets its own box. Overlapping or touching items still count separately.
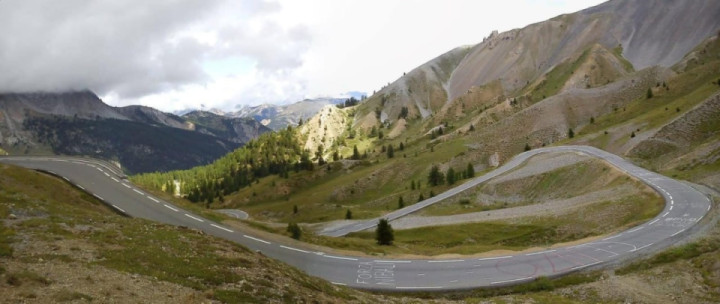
[0,145,711,291]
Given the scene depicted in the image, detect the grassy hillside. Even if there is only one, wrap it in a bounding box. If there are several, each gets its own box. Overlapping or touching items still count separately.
[0,163,398,303]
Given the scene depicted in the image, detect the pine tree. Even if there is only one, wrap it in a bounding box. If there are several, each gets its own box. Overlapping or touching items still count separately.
[411,180,415,190]
[399,142,405,151]
[568,128,575,139]
[287,222,301,240]
[387,145,394,158]
[398,196,405,209]
[446,168,456,185]
[352,145,360,160]
[524,143,531,151]
[345,209,352,219]
[293,205,298,214]
[418,193,424,202]
[375,219,394,245]
[428,165,444,186]
[646,88,653,99]
[466,163,475,179]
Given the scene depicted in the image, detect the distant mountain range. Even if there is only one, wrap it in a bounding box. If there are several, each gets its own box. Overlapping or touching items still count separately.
[0,91,270,173]
[230,97,347,130]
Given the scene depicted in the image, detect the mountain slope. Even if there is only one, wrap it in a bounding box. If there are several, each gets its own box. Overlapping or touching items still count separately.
[447,0,720,101]
[0,91,270,173]
[232,98,346,130]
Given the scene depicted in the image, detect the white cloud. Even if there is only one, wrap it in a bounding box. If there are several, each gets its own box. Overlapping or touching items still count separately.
[0,0,605,112]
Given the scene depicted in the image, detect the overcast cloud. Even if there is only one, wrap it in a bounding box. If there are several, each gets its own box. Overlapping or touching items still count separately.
[0,0,604,112]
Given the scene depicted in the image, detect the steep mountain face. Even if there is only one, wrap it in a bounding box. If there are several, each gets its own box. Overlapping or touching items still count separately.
[447,0,720,101]
[0,91,270,173]
[183,110,270,144]
[357,0,720,130]
[231,98,345,130]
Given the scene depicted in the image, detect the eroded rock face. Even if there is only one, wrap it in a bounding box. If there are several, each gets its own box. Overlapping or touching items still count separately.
[489,152,500,167]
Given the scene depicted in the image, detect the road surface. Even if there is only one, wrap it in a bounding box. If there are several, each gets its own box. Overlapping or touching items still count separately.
[0,146,711,291]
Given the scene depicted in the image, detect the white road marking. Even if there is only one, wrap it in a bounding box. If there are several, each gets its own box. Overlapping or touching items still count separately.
[708,205,712,211]
[602,234,622,241]
[669,205,674,211]
[374,260,411,263]
[62,177,70,181]
[96,167,103,172]
[280,245,310,253]
[331,282,347,286]
[243,235,270,244]
[631,243,653,252]
[671,229,685,237]
[491,277,533,285]
[670,200,674,205]
[132,189,144,195]
[627,226,644,233]
[593,248,619,257]
[698,215,705,221]
[148,197,159,203]
[163,204,179,212]
[428,259,464,263]
[323,255,358,261]
[449,280,459,283]
[662,212,669,217]
[417,273,425,276]
[395,286,443,290]
[93,194,103,200]
[526,249,556,256]
[122,183,131,188]
[77,185,85,190]
[184,214,204,222]
[477,256,513,261]
[648,219,659,225]
[210,224,233,233]
[112,205,126,213]
[571,261,601,270]
[111,177,119,182]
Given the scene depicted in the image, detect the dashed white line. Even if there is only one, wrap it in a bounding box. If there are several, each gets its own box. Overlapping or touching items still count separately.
[374,260,411,264]
[132,189,144,195]
[243,235,270,244]
[122,183,131,188]
[184,214,204,222]
[670,200,674,205]
[163,204,179,212]
[648,219,659,225]
[632,243,653,252]
[662,212,669,217]
[112,205,126,213]
[671,229,685,237]
[77,185,85,190]
[62,177,70,181]
[93,194,103,201]
[331,282,347,286]
[571,261,601,270]
[111,177,119,182]
[417,273,425,276]
[323,255,358,261]
[627,226,644,233]
[148,197,160,203]
[708,205,712,211]
[210,224,234,233]
[490,277,533,285]
[602,234,622,241]
[449,280,459,283]
[477,256,513,261]
[280,245,310,253]
[395,286,443,290]
[526,249,556,256]
[669,205,674,211]
[428,259,464,263]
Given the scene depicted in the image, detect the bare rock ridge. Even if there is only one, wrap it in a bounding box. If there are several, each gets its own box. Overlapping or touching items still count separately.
[448,0,720,101]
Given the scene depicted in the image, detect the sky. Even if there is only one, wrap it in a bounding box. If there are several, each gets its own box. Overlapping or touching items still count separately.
[0,0,605,113]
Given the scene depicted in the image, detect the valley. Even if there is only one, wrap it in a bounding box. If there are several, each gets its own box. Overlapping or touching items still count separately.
[2,0,720,302]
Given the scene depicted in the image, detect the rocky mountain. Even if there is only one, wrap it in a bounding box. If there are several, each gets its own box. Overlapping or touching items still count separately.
[231,97,346,130]
[357,0,720,128]
[0,91,270,173]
